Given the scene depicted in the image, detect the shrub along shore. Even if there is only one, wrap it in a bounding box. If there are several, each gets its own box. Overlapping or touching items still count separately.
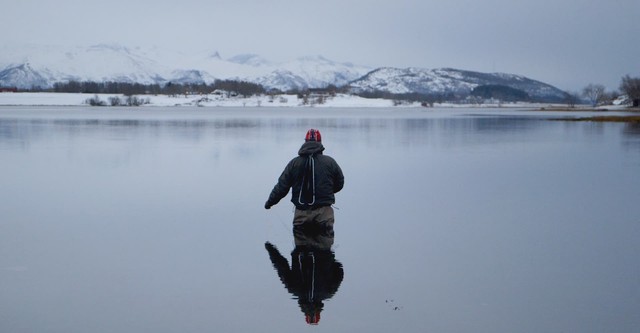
[553,115,640,123]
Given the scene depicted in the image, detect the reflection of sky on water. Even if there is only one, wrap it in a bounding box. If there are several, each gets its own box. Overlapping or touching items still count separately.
[3,108,638,151]
[622,122,640,150]
[1,107,639,333]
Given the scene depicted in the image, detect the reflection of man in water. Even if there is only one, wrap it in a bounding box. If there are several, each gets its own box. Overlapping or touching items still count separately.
[265,223,343,325]
[265,129,344,227]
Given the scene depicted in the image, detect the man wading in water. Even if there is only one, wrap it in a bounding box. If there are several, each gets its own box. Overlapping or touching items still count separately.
[265,129,344,228]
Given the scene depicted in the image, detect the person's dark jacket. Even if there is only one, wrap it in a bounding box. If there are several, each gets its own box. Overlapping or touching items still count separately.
[266,141,344,210]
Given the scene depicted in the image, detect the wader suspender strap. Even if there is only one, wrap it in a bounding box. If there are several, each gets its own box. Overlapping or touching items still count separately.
[298,155,316,206]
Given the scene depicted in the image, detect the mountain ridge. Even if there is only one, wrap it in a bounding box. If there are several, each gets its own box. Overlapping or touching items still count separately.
[0,44,567,101]
[348,67,566,101]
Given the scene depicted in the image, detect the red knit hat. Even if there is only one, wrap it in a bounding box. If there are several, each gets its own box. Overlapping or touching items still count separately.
[305,129,321,142]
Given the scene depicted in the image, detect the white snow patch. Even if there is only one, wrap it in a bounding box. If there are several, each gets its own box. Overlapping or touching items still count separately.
[0,92,398,108]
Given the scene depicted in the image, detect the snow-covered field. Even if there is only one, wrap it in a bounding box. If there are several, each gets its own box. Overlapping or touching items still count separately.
[0,92,567,108]
[0,92,399,108]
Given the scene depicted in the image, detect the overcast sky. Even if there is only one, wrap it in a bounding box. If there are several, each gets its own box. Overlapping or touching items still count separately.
[2,0,638,91]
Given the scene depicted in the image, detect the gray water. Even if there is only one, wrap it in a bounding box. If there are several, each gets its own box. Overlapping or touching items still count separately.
[1,106,639,333]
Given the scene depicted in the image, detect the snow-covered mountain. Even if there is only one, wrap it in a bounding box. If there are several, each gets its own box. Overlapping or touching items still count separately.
[0,63,54,89]
[0,44,370,91]
[348,67,567,101]
[1,44,567,101]
[0,44,167,85]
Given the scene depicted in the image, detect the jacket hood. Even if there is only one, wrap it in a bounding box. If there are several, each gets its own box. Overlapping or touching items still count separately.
[298,141,325,156]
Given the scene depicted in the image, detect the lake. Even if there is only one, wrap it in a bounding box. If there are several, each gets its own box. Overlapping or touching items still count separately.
[1,106,639,333]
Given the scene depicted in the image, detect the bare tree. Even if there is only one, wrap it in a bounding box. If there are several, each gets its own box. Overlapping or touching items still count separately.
[603,90,620,105]
[582,83,606,107]
[620,75,640,107]
[564,91,580,108]
[108,96,122,106]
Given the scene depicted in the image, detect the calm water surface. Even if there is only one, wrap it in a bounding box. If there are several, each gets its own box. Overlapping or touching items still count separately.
[1,106,639,332]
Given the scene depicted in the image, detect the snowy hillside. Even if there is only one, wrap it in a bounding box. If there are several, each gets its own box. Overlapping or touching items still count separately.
[0,44,166,85]
[348,67,567,102]
[0,44,371,91]
[1,44,567,102]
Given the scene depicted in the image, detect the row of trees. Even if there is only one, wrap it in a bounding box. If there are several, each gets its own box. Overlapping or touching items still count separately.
[354,89,461,106]
[24,74,640,108]
[85,94,150,106]
[620,75,640,107]
[470,85,530,102]
[52,79,265,97]
[573,75,640,107]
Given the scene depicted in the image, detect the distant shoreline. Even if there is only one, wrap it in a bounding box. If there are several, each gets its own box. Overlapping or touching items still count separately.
[538,105,640,123]
[0,92,636,111]
[535,106,640,112]
[551,115,640,123]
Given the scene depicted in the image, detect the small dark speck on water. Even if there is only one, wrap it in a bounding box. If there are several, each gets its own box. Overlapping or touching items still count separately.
[385,299,402,311]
